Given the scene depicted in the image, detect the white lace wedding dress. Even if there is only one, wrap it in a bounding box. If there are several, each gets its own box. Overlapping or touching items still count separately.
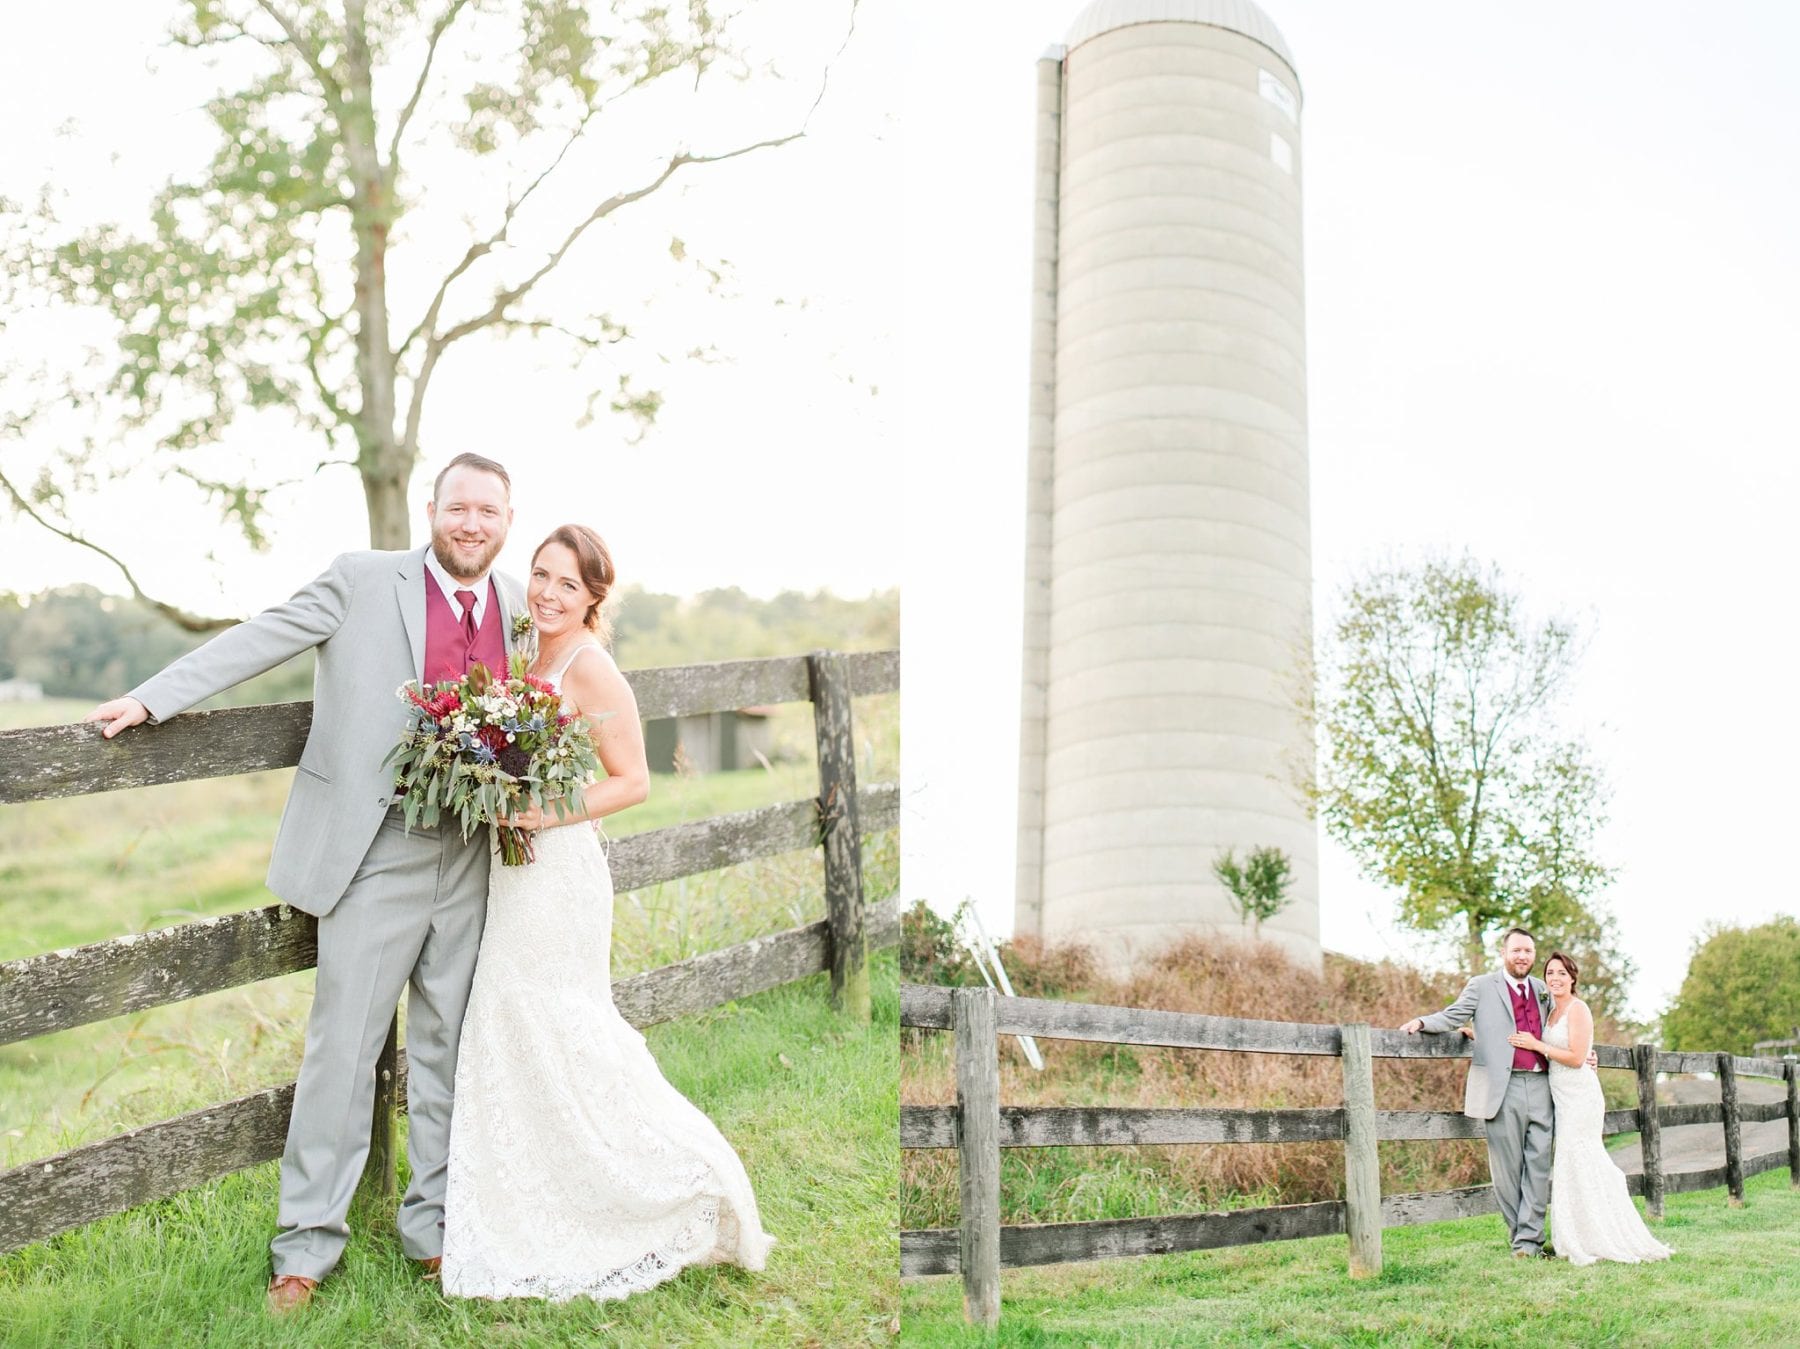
[1545,1012,1672,1267]
[440,646,776,1301]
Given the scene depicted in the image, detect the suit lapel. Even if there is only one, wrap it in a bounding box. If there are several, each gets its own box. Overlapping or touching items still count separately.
[397,548,428,682]
[493,574,516,657]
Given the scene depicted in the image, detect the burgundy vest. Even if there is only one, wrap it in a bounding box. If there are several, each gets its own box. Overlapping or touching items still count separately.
[1509,980,1547,1072]
[423,576,507,685]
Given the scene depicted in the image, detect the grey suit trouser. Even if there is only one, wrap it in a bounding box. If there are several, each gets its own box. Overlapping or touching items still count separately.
[270,811,488,1278]
[1486,1070,1554,1253]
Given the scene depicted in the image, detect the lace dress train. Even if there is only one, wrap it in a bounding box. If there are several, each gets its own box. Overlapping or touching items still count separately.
[441,816,775,1301]
[1545,1015,1672,1267]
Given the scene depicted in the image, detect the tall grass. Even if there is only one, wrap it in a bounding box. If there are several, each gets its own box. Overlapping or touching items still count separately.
[901,934,1642,1228]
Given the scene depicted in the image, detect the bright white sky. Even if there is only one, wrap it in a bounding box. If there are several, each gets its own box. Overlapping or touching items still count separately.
[0,0,899,608]
[899,1,1800,1020]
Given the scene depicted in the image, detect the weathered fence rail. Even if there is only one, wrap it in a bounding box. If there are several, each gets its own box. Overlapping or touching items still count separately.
[900,984,1800,1327]
[1754,1027,1800,1055]
[0,650,898,1255]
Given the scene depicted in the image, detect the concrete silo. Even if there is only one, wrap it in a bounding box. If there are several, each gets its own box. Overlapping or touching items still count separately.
[1015,0,1320,972]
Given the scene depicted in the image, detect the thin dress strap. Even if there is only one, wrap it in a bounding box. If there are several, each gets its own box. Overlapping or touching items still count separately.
[546,640,600,689]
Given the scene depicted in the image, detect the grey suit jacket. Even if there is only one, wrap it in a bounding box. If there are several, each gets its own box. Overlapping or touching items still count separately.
[129,547,526,917]
[1418,971,1554,1120]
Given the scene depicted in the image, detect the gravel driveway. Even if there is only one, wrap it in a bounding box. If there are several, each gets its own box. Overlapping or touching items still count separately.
[1609,1076,1790,1176]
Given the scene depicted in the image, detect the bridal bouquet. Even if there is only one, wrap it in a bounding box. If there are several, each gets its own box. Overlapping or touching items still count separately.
[385,654,602,865]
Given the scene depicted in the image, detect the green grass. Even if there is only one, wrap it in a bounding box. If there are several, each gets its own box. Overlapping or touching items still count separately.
[898,1167,1800,1347]
[0,956,899,1348]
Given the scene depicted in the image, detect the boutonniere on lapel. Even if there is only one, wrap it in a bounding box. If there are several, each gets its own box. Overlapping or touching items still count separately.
[508,610,537,678]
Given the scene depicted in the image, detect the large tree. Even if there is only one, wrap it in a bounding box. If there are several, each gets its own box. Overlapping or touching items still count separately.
[1,0,850,630]
[1306,556,1623,979]
[1663,916,1800,1056]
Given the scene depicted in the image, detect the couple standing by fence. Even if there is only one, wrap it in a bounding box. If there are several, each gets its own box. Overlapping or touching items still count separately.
[83,452,774,1314]
[1402,926,1672,1267]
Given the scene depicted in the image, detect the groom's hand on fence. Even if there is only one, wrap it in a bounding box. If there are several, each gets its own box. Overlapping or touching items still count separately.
[1400,1018,1424,1034]
[84,696,149,739]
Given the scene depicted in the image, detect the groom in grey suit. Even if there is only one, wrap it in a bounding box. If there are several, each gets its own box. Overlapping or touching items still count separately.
[1401,927,1563,1258]
[86,453,526,1312]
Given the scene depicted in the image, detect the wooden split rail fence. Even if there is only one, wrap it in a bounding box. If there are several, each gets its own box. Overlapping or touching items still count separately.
[900,984,1800,1328]
[0,649,899,1255]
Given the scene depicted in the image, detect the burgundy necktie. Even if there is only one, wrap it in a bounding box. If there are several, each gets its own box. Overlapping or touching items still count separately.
[454,589,478,645]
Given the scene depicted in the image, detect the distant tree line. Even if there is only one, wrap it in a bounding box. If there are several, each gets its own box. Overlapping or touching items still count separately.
[608,586,898,670]
[0,582,898,707]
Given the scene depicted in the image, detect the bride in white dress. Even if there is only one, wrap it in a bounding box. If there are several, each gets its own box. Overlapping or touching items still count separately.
[1506,952,1672,1267]
[441,524,775,1301]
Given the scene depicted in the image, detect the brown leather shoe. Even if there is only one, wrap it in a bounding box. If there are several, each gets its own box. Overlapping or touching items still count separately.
[266,1274,319,1314]
[415,1256,442,1281]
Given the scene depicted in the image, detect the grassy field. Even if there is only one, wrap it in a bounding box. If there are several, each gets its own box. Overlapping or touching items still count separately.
[899,1167,1800,1347]
[1,956,900,1348]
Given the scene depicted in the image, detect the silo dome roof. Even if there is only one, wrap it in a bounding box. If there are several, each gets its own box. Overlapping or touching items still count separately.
[1065,0,1296,70]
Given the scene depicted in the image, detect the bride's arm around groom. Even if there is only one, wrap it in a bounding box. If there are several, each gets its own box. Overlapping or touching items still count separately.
[1509,997,1593,1069]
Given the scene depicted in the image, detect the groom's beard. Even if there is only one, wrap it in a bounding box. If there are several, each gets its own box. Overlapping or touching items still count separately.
[432,530,504,582]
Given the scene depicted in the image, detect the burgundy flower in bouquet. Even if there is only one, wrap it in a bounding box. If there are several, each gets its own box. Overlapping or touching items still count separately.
[385,653,603,865]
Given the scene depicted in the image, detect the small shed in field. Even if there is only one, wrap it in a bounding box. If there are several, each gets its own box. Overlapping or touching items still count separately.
[642,706,776,774]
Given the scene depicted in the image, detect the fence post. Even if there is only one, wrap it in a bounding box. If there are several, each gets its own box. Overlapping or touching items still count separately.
[807,650,869,1021]
[1785,1057,1799,1189]
[953,986,1001,1329]
[1339,1022,1382,1277]
[359,1012,399,1199]
[1718,1053,1744,1206]
[1633,1042,1664,1218]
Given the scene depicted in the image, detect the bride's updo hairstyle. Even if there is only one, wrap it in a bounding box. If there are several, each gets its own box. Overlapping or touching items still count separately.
[1546,952,1579,991]
[533,524,616,644]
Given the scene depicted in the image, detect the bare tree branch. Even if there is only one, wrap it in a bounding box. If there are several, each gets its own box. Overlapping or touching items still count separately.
[492,316,624,349]
[386,0,471,169]
[0,463,235,631]
[397,239,490,366]
[808,0,861,131]
[443,130,803,353]
[395,0,858,445]
[396,139,772,448]
[303,325,353,430]
[396,100,603,362]
[251,0,343,113]
[166,24,290,52]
